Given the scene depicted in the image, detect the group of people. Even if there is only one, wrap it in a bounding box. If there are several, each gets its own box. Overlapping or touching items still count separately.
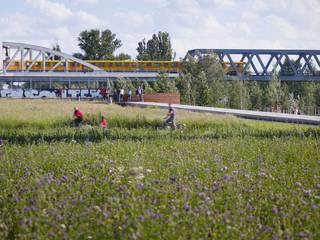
[99,85,144,103]
[73,107,108,128]
[73,103,177,129]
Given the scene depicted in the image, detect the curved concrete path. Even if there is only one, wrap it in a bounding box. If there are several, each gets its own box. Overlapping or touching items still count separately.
[126,102,320,125]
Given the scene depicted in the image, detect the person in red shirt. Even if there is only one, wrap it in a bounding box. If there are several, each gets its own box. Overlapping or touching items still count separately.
[73,107,83,127]
[100,115,108,129]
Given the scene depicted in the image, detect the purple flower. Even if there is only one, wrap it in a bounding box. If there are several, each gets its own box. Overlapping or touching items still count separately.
[258,171,267,177]
[299,231,310,238]
[223,175,231,181]
[170,175,177,184]
[272,207,278,214]
[27,217,33,226]
[62,175,68,182]
[102,211,109,219]
[23,207,31,212]
[138,215,145,222]
[137,183,144,190]
[184,204,191,212]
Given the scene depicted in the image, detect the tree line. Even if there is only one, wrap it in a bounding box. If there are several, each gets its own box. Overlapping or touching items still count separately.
[54,28,320,115]
[177,55,320,115]
[72,29,174,61]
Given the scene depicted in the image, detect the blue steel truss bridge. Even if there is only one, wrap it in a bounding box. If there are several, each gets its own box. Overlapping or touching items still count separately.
[187,49,320,81]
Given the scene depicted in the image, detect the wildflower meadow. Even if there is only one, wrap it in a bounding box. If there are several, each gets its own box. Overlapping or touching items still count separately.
[0,99,319,239]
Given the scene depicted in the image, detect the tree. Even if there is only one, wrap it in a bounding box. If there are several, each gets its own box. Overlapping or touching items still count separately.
[305,60,317,76]
[73,52,84,60]
[114,53,131,60]
[76,29,122,60]
[176,73,193,104]
[227,79,249,109]
[280,58,302,76]
[136,32,173,61]
[248,81,263,110]
[315,83,320,115]
[266,73,284,111]
[157,73,177,93]
[280,83,290,112]
[142,80,154,93]
[181,54,227,107]
[300,82,316,115]
[196,71,211,106]
[114,78,127,90]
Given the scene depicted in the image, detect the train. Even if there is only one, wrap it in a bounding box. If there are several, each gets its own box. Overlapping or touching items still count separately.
[6,60,245,75]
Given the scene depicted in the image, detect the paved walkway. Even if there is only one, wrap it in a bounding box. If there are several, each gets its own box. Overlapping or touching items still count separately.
[126,102,320,125]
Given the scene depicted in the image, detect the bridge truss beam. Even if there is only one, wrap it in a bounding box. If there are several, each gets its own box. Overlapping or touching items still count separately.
[1,42,178,84]
[187,49,320,81]
[2,42,103,73]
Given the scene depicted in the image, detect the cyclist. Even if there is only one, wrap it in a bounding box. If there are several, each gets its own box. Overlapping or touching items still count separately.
[164,103,176,130]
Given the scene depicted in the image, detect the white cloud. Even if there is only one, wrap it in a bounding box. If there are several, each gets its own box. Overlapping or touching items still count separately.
[113,11,154,28]
[213,0,236,8]
[25,0,72,21]
[266,15,299,39]
[1,0,319,59]
[0,13,31,37]
[74,10,102,27]
[74,0,98,4]
[48,26,70,40]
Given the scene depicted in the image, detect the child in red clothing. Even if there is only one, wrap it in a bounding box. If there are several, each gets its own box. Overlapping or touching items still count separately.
[100,115,108,128]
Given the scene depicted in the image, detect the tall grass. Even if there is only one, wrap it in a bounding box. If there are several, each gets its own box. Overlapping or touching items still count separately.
[0,99,319,239]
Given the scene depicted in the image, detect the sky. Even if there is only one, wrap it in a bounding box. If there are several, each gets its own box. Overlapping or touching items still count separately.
[0,0,319,61]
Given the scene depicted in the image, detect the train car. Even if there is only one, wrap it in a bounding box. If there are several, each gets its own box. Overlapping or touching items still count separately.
[6,60,183,73]
[6,60,244,75]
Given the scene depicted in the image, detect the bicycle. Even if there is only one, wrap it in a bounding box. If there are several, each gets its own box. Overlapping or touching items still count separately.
[157,121,186,130]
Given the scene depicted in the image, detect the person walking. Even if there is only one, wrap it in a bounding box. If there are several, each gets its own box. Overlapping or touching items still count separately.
[120,88,124,102]
[128,89,132,101]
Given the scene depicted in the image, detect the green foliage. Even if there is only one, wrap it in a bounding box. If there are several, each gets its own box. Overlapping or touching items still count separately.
[142,80,154,93]
[266,74,284,109]
[136,32,173,61]
[300,82,316,115]
[227,80,249,109]
[179,55,320,115]
[114,53,131,60]
[280,58,302,76]
[76,29,122,60]
[176,73,193,104]
[114,78,127,90]
[0,109,319,239]
[248,81,263,110]
[196,71,211,106]
[179,55,227,107]
[156,74,177,93]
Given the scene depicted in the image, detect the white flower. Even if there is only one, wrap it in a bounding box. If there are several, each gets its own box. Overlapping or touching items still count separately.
[136,173,145,180]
